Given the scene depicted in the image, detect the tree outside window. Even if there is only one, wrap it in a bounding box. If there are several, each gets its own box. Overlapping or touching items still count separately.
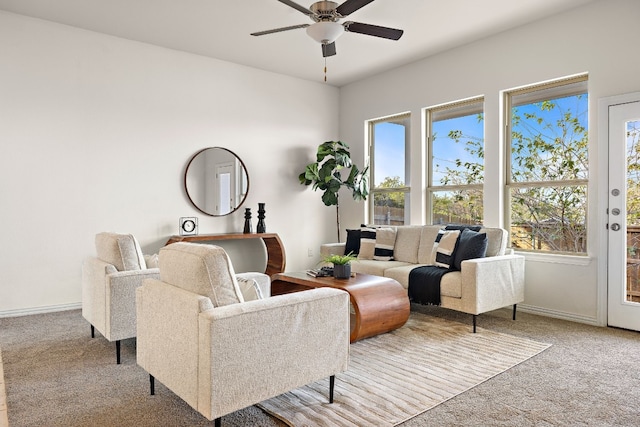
[506,76,589,254]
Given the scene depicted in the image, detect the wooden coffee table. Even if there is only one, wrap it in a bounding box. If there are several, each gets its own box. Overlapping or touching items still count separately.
[271,272,410,343]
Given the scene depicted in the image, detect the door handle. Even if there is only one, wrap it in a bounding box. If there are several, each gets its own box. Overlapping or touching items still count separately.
[611,223,621,231]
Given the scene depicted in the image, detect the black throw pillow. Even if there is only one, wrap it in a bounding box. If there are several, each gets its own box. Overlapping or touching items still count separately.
[344,229,361,255]
[453,228,488,271]
[445,224,482,232]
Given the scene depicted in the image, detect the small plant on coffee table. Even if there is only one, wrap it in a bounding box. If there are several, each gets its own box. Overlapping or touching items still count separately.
[324,252,357,279]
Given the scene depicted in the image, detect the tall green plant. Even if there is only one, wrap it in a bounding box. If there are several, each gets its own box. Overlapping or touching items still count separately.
[299,141,369,242]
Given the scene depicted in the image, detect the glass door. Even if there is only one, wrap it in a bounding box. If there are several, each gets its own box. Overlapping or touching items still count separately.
[608,101,640,331]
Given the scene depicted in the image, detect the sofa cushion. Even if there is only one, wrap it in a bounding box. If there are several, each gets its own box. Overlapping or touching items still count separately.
[95,232,146,271]
[440,271,462,298]
[384,263,429,289]
[417,226,443,264]
[344,229,361,255]
[393,226,422,264]
[453,229,488,271]
[159,242,244,307]
[350,259,412,278]
[433,229,461,269]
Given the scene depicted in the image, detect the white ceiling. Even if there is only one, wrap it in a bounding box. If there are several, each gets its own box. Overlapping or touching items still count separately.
[0,0,597,87]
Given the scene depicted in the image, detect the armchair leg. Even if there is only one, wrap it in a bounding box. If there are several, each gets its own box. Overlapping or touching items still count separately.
[116,340,121,365]
[513,304,518,320]
[329,375,335,403]
[90,325,95,338]
[214,418,221,427]
[150,375,155,395]
[472,315,477,333]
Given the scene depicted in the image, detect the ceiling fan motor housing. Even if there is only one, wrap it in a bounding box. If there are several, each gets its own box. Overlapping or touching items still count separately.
[310,1,341,22]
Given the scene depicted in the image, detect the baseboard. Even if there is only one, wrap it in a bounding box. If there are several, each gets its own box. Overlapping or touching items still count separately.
[517,304,603,327]
[0,302,603,327]
[0,302,81,318]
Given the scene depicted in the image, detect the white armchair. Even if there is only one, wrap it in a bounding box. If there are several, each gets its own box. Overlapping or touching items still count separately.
[136,242,350,425]
[81,232,160,364]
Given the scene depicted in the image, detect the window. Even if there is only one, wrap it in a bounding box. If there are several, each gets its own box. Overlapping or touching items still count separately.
[426,98,484,225]
[368,113,410,225]
[505,75,588,254]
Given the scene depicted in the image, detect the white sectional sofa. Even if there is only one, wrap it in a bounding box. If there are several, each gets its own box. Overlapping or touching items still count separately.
[321,225,525,332]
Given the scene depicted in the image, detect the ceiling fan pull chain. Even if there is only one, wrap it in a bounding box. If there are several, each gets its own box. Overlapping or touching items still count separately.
[324,57,327,82]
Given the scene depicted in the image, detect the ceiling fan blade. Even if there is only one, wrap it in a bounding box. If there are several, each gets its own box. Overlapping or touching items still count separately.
[322,42,337,57]
[336,0,375,16]
[251,24,309,36]
[344,21,403,40]
[277,0,312,15]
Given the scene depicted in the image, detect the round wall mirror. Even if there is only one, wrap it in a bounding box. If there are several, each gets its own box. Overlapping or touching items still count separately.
[184,147,249,216]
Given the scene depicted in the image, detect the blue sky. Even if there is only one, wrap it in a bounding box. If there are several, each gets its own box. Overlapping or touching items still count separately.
[373,93,588,188]
[373,122,405,186]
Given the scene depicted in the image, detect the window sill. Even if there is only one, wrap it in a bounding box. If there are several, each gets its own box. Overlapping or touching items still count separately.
[514,251,592,266]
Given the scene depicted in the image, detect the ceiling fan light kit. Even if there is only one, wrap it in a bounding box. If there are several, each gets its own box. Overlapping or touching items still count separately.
[306,21,344,44]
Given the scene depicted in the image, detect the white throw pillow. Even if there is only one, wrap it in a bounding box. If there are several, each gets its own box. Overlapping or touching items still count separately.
[431,229,461,269]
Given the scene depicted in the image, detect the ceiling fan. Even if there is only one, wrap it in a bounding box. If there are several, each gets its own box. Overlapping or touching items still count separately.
[251,0,404,58]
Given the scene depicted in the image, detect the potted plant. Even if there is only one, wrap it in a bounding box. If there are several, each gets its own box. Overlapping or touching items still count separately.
[299,141,368,242]
[323,252,357,279]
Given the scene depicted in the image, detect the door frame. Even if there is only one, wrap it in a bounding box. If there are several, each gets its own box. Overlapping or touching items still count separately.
[597,91,640,327]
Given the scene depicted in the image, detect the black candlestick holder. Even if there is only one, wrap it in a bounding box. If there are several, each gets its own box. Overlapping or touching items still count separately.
[256,203,266,233]
[243,208,252,234]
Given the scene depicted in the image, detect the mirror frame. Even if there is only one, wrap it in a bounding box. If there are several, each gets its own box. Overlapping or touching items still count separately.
[184,147,250,217]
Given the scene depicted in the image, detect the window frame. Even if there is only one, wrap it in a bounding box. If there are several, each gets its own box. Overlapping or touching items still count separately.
[425,96,485,225]
[504,74,589,255]
[367,113,411,225]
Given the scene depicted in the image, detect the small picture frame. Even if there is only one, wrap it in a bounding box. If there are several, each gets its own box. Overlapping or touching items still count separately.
[179,217,198,236]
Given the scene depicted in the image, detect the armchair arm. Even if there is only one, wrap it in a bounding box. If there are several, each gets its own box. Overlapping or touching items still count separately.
[105,268,160,340]
[82,257,111,332]
[459,254,525,315]
[198,288,349,420]
[136,279,213,410]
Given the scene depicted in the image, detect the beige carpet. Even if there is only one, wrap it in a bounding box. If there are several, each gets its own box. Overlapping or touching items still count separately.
[259,312,550,426]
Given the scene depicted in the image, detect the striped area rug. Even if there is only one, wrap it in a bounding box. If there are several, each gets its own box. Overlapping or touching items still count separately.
[259,312,550,426]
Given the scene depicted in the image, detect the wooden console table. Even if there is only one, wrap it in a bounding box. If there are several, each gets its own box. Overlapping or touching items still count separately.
[165,233,286,276]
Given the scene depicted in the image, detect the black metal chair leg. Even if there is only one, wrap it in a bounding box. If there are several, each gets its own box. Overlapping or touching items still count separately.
[90,325,95,338]
[150,375,155,395]
[472,314,477,333]
[214,417,221,427]
[329,375,335,403]
[513,304,518,320]
[116,340,121,364]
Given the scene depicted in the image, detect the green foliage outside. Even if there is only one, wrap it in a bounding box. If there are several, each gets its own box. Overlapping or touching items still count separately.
[373,95,590,253]
[509,95,588,252]
[373,176,405,208]
[432,112,484,225]
[627,121,640,225]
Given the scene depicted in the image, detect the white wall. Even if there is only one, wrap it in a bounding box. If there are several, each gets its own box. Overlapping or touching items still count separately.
[0,11,340,315]
[339,0,640,325]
